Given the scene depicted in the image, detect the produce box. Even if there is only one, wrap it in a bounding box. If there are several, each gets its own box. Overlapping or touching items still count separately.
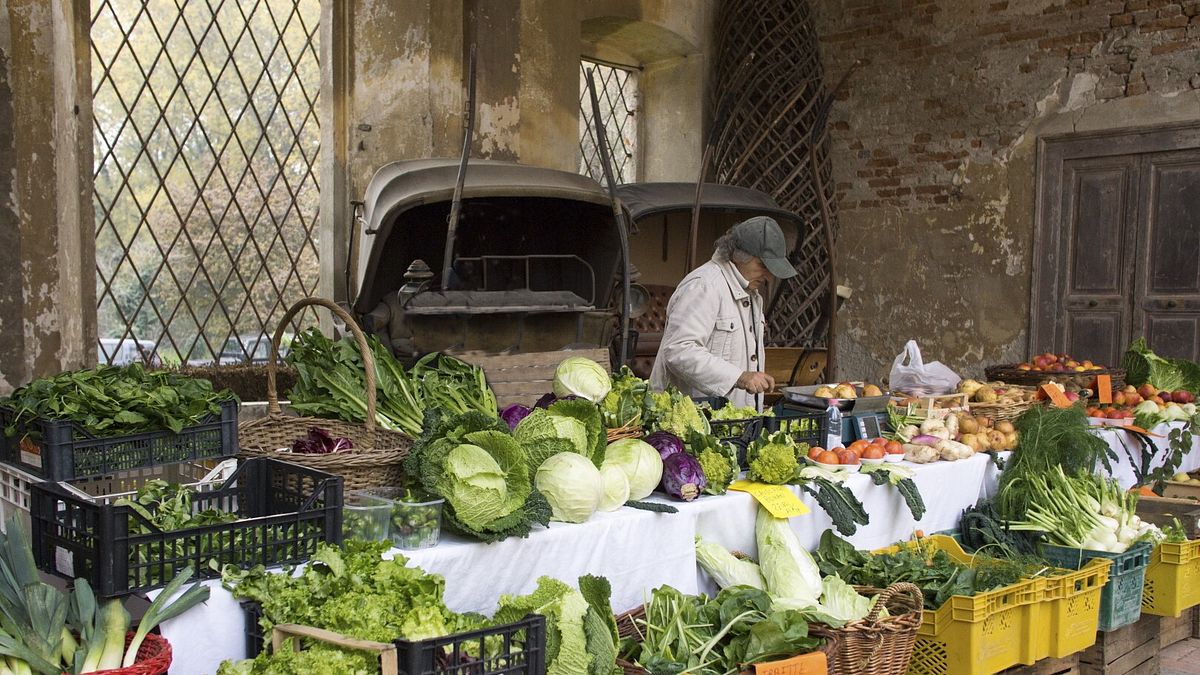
[363,487,444,550]
[342,492,392,542]
[874,535,1044,675]
[254,611,546,675]
[30,457,342,596]
[1162,471,1200,500]
[1037,559,1110,659]
[1133,493,1200,536]
[454,348,609,409]
[1141,539,1200,617]
[0,460,35,534]
[999,653,1081,674]
[1040,543,1152,632]
[1078,613,1160,675]
[0,398,238,481]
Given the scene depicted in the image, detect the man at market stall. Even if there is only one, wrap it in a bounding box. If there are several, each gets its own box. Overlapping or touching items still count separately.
[650,216,797,411]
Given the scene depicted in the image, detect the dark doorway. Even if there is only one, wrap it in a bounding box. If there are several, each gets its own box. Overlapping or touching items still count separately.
[1032,123,1200,366]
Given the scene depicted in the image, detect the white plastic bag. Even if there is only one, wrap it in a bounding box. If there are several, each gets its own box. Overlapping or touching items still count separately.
[889,340,961,396]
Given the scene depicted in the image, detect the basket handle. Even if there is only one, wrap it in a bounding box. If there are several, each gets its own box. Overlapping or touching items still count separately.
[266,297,379,435]
[864,581,923,624]
[272,624,399,675]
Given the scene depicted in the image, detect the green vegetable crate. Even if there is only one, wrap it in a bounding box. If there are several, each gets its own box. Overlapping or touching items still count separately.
[1040,542,1152,632]
[245,603,547,675]
[0,398,238,481]
[30,457,343,596]
[876,535,1044,675]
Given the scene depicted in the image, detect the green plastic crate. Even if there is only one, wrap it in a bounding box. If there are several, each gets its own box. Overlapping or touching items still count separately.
[1040,542,1152,632]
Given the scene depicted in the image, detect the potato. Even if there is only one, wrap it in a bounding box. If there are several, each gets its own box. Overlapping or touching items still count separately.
[1004,432,1019,450]
[959,416,979,435]
[975,415,992,429]
[987,430,1007,450]
[977,431,992,451]
[973,386,999,403]
[814,386,837,398]
[960,433,982,452]
[862,384,883,397]
[959,379,984,397]
[995,420,1015,434]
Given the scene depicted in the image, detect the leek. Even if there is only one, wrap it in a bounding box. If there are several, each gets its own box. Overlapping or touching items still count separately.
[122,567,210,667]
[93,600,129,671]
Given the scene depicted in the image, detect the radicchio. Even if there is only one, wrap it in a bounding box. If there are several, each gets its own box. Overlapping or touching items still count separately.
[291,427,354,454]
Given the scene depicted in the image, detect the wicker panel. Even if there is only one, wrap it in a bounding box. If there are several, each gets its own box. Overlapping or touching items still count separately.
[711,0,839,350]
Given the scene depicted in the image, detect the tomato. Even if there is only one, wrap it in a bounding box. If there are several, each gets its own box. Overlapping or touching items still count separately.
[807,446,823,460]
[884,440,904,455]
[815,450,841,465]
[870,436,888,446]
[862,446,885,460]
[837,450,860,465]
[848,439,871,455]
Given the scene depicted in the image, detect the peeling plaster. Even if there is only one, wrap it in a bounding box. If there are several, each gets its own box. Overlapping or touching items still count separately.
[476,97,520,157]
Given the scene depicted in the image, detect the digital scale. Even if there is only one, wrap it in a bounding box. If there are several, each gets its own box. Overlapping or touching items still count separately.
[778,384,893,447]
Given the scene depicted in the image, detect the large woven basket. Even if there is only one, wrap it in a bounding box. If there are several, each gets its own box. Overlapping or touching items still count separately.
[966,384,1038,422]
[810,583,922,675]
[80,632,172,675]
[615,604,840,674]
[238,297,412,492]
[984,364,1125,392]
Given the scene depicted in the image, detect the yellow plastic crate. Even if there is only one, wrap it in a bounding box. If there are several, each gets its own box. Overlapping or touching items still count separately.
[1035,559,1110,659]
[872,535,1044,675]
[1142,539,1200,617]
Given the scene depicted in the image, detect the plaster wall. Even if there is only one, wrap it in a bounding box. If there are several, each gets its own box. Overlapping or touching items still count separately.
[813,0,1200,381]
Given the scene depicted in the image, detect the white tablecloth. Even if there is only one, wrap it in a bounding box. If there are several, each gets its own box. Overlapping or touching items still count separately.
[154,425,1198,674]
[156,504,698,674]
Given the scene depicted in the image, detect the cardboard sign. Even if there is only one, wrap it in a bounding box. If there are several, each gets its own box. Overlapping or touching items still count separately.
[1124,424,1166,438]
[730,480,811,519]
[1040,384,1073,408]
[1097,375,1113,404]
[754,651,828,674]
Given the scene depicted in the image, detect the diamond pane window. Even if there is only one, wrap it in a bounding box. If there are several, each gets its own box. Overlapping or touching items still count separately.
[579,59,639,184]
[92,0,322,366]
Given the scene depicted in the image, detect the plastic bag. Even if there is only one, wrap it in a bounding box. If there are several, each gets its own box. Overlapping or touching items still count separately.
[889,340,961,396]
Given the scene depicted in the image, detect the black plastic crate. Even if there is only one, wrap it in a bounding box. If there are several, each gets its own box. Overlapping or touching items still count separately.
[766,405,829,448]
[246,601,546,675]
[0,399,238,481]
[30,457,342,597]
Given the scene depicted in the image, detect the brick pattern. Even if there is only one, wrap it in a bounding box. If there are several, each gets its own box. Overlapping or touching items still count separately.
[814,0,1200,213]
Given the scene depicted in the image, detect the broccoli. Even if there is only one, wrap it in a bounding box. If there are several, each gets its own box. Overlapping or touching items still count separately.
[746,432,800,485]
[685,431,739,495]
[655,393,712,439]
[697,448,735,495]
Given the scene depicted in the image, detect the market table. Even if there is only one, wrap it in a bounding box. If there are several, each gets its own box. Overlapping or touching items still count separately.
[155,504,699,674]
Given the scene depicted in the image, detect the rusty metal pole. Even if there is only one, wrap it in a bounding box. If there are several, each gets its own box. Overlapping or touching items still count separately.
[441,45,477,291]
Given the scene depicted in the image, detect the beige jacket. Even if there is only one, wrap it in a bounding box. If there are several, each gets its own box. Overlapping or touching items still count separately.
[650,255,766,410]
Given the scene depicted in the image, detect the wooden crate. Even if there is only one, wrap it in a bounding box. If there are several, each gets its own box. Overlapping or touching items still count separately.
[1078,615,1160,675]
[1135,494,1200,536]
[1001,653,1081,674]
[454,348,610,409]
[1161,609,1194,649]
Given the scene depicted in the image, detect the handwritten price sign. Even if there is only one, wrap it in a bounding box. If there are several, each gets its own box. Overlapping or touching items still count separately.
[730,480,810,519]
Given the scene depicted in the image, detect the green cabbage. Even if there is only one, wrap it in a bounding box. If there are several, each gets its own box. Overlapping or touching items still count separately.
[553,357,612,403]
[695,537,766,590]
[515,408,590,471]
[755,506,821,604]
[535,453,604,523]
[598,465,630,512]
[818,575,872,624]
[601,438,663,500]
[405,410,551,542]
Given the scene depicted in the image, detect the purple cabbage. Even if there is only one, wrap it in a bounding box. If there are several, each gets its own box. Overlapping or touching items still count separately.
[644,431,685,460]
[660,452,707,501]
[291,427,354,454]
[500,404,533,430]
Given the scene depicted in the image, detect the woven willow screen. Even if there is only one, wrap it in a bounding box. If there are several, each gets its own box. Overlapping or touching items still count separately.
[711,0,838,350]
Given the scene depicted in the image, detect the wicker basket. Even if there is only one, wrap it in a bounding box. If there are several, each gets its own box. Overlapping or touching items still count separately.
[615,604,840,674]
[238,297,412,492]
[810,583,922,675]
[965,384,1038,422]
[80,632,172,675]
[606,420,644,444]
[984,364,1125,391]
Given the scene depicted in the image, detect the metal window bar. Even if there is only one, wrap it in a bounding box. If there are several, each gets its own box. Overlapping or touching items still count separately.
[92,0,323,367]
[579,59,639,184]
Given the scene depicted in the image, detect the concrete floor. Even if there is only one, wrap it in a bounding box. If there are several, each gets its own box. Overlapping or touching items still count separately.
[1164,638,1200,674]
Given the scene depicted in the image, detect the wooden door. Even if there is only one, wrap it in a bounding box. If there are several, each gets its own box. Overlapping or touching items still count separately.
[1134,149,1200,361]
[1033,124,1200,365]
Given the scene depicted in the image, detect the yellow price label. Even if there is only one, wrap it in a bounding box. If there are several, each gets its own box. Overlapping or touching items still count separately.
[729,480,810,519]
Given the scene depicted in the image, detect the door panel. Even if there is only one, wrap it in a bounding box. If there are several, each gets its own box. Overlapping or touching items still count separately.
[1034,125,1200,367]
[1135,149,1200,362]
[1057,157,1138,366]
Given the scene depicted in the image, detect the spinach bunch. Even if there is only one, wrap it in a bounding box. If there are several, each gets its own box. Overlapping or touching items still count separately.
[3,364,234,437]
[117,479,239,587]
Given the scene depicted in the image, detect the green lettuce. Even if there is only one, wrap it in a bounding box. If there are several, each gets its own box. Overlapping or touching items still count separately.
[493,575,617,675]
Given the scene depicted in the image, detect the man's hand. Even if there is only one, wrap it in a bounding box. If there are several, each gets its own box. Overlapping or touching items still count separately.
[736,371,775,395]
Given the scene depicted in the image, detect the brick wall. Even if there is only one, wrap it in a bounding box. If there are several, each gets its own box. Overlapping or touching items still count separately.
[811,0,1200,379]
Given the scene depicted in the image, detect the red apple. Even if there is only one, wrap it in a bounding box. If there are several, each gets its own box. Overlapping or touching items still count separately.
[1138,384,1158,399]
[1050,363,1067,372]
[1161,391,1175,403]
[1126,394,1142,406]
[1113,392,1127,405]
